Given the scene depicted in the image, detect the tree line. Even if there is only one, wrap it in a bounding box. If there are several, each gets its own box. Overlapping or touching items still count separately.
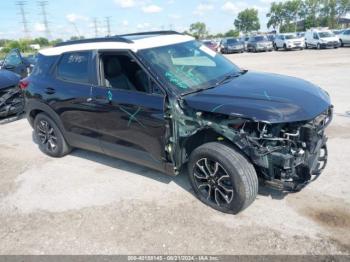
[188,0,349,38]
[267,0,350,33]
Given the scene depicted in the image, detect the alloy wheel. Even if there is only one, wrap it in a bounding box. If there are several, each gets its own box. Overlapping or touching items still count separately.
[36,120,58,153]
[192,158,234,207]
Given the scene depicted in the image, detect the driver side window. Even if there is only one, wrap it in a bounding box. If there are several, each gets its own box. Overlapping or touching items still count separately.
[4,50,21,66]
[100,52,162,95]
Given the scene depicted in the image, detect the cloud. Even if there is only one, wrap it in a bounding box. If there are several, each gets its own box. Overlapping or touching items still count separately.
[142,4,163,13]
[34,23,46,32]
[66,13,88,23]
[114,0,135,8]
[221,2,239,14]
[194,3,214,15]
[122,20,129,26]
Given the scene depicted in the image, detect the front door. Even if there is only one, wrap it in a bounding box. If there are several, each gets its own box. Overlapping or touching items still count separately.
[92,51,168,172]
[2,49,27,78]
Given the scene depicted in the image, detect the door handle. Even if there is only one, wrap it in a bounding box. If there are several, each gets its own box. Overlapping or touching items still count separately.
[45,87,55,95]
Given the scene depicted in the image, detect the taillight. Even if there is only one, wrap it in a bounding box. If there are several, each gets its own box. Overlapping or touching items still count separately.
[19,79,29,90]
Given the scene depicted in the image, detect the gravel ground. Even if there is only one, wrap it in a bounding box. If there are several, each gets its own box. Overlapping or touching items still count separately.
[0,48,349,255]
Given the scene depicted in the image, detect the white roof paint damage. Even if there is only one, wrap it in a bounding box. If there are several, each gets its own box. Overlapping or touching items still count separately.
[39,34,195,56]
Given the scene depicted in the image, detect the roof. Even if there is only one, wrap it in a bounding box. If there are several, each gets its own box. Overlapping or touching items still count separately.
[39,31,194,56]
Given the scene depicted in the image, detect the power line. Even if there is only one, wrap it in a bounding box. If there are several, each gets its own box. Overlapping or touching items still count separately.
[105,16,111,36]
[15,1,30,38]
[37,1,51,39]
[93,18,98,37]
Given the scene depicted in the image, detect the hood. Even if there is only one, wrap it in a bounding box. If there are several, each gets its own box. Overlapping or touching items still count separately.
[183,71,331,123]
[0,69,21,90]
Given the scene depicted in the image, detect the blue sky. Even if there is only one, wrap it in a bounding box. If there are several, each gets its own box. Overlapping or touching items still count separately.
[0,0,277,40]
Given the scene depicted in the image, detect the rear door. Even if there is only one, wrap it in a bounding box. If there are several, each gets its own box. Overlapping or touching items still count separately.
[91,50,168,172]
[50,51,103,153]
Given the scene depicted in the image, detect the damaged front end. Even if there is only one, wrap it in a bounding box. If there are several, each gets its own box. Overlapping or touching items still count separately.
[0,85,24,118]
[166,97,332,192]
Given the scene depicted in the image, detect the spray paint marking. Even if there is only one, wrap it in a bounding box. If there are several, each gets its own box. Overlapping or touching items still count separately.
[107,90,113,101]
[118,106,145,128]
[211,104,225,113]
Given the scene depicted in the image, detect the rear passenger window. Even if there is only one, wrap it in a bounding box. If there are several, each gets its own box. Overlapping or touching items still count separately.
[57,52,90,84]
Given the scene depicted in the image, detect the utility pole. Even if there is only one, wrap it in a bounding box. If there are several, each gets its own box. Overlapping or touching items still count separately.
[38,1,51,39]
[105,16,111,36]
[16,1,30,38]
[93,18,98,38]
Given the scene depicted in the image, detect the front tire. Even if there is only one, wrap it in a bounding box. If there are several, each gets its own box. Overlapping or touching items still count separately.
[188,142,258,214]
[34,113,71,157]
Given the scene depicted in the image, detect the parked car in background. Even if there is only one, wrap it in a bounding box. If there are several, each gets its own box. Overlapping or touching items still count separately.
[297,32,305,38]
[274,33,305,50]
[339,28,350,46]
[247,35,273,52]
[333,29,345,36]
[220,38,245,54]
[202,40,219,52]
[0,49,35,78]
[241,36,250,51]
[0,69,23,118]
[305,28,340,49]
[267,34,275,43]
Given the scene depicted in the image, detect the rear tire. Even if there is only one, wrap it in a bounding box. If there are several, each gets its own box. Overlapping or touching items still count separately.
[188,142,258,214]
[34,113,71,158]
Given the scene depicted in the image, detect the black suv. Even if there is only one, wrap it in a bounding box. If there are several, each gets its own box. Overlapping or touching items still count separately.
[23,31,332,214]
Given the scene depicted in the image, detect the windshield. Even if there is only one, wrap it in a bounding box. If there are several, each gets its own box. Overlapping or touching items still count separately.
[227,39,239,44]
[285,34,297,39]
[319,32,335,38]
[253,36,268,41]
[138,40,241,94]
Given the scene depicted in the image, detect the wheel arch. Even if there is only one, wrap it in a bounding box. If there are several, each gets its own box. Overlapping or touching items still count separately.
[26,100,66,134]
[181,128,247,165]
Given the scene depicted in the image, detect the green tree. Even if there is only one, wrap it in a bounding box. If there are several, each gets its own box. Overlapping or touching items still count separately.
[234,8,261,33]
[32,37,49,47]
[224,29,240,37]
[267,2,285,30]
[189,22,208,39]
[50,39,63,46]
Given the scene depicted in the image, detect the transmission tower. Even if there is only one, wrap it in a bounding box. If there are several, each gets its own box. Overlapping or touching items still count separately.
[16,1,30,38]
[93,18,98,37]
[105,16,111,36]
[38,1,51,39]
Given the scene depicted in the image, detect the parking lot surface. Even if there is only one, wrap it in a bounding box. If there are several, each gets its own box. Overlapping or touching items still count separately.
[0,48,350,255]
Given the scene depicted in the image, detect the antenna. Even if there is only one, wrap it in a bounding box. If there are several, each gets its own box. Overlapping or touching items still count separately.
[105,16,111,36]
[16,1,30,38]
[37,1,51,39]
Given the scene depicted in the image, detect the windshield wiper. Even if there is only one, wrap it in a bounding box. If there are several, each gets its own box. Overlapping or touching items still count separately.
[216,69,248,86]
[180,70,248,97]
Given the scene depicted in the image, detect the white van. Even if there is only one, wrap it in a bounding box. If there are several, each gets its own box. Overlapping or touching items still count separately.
[305,28,340,49]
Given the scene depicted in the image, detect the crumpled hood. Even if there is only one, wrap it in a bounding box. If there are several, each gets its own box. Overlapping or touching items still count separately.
[183,71,331,123]
[0,69,20,90]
